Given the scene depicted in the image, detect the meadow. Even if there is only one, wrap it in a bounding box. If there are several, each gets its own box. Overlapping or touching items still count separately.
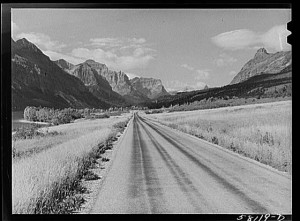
[12,113,132,214]
[146,101,292,173]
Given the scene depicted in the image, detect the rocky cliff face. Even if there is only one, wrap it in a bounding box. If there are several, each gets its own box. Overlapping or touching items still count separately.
[230,48,292,85]
[11,38,110,111]
[130,77,169,99]
[66,59,155,104]
[81,60,135,96]
[71,62,111,89]
[25,48,168,106]
[89,64,169,101]
[54,59,74,73]
[69,61,127,106]
[104,70,133,96]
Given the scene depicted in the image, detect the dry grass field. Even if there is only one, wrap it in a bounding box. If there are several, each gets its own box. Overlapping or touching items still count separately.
[12,113,132,214]
[146,101,292,173]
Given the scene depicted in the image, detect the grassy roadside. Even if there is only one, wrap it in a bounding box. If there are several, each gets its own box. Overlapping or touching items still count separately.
[146,101,292,173]
[12,113,132,214]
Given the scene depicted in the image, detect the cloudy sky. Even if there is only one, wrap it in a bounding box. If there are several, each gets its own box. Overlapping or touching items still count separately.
[12,9,291,91]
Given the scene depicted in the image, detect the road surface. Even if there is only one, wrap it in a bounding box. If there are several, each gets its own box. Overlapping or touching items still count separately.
[90,112,291,214]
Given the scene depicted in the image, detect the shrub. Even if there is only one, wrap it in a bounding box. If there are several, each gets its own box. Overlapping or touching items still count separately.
[261,132,275,146]
[113,121,128,130]
[102,157,110,162]
[83,108,91,117]
[24,106,38,121]
[85,113,110,120]
[12,124,61,141]
[95,113,110,119]
[148,109,164,114]
[23,106,86,126]
[212,136,219,145]
[83,171,100,181]
[13,124,42,140]
[50,117,61,126]
[107,111,122,116]
[37,108,55,122]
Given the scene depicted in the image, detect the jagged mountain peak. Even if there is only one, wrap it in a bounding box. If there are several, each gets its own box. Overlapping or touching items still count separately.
[54,59,74,70]
[56,58,70,63]
[131,77,162,83]
[67,58,168,102]
[230,49,291,85]
[11,38,111,110]
[83,59,108,70]
[16,38,31,45]
[256,47,268,54]
[85,59,97,63]
[84,59,105,66]
[254,47,269,60]
[139,77,157,81]
[15,38,41,52]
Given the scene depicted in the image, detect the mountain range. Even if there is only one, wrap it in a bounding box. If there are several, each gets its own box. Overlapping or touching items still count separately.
[56,59,127,107]
[11,38,169,111]
[11,38,291,111]
[11,38,109,111]
[149,47,291,108]
[55,58,169,104]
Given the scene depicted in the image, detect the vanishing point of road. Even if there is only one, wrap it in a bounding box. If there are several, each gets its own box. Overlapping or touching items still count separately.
[90,112,291,214]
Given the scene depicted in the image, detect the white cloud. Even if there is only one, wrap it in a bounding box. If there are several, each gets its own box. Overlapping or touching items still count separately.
[165,80,191,91]
[195,81,207,89]
[44,50,84,65]
[71,47,154,71]
[215,53,237,66]
[126,72,140,79]
[181,64,195,71]
[132,38,146,44]
[195,69,210,80]
[15,33,155,71]
[165,80,207,92]
[117,55,154,70]
[180,64,210,80]
[261,25,291,51]
[16,32,66,51]
[76,37,156,71]
[11,22,20,37]
[211,24,291,51]
[90,37,147,49]
[90,38,123,48]
[133,47,155,57]
[212,29,257,50]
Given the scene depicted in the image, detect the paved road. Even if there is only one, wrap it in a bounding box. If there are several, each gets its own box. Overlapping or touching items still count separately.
[91,112,291,214]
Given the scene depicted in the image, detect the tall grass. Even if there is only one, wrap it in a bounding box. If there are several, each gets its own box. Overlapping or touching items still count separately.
[12,114,132,213]
[147,101,292,173]
[12,116,125,160]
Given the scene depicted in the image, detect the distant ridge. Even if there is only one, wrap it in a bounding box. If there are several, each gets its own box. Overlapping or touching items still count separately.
[130,77,169,99]
[147,48,292,109]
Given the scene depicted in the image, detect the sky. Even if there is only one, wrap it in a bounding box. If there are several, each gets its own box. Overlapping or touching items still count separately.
[12,9,291,91]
